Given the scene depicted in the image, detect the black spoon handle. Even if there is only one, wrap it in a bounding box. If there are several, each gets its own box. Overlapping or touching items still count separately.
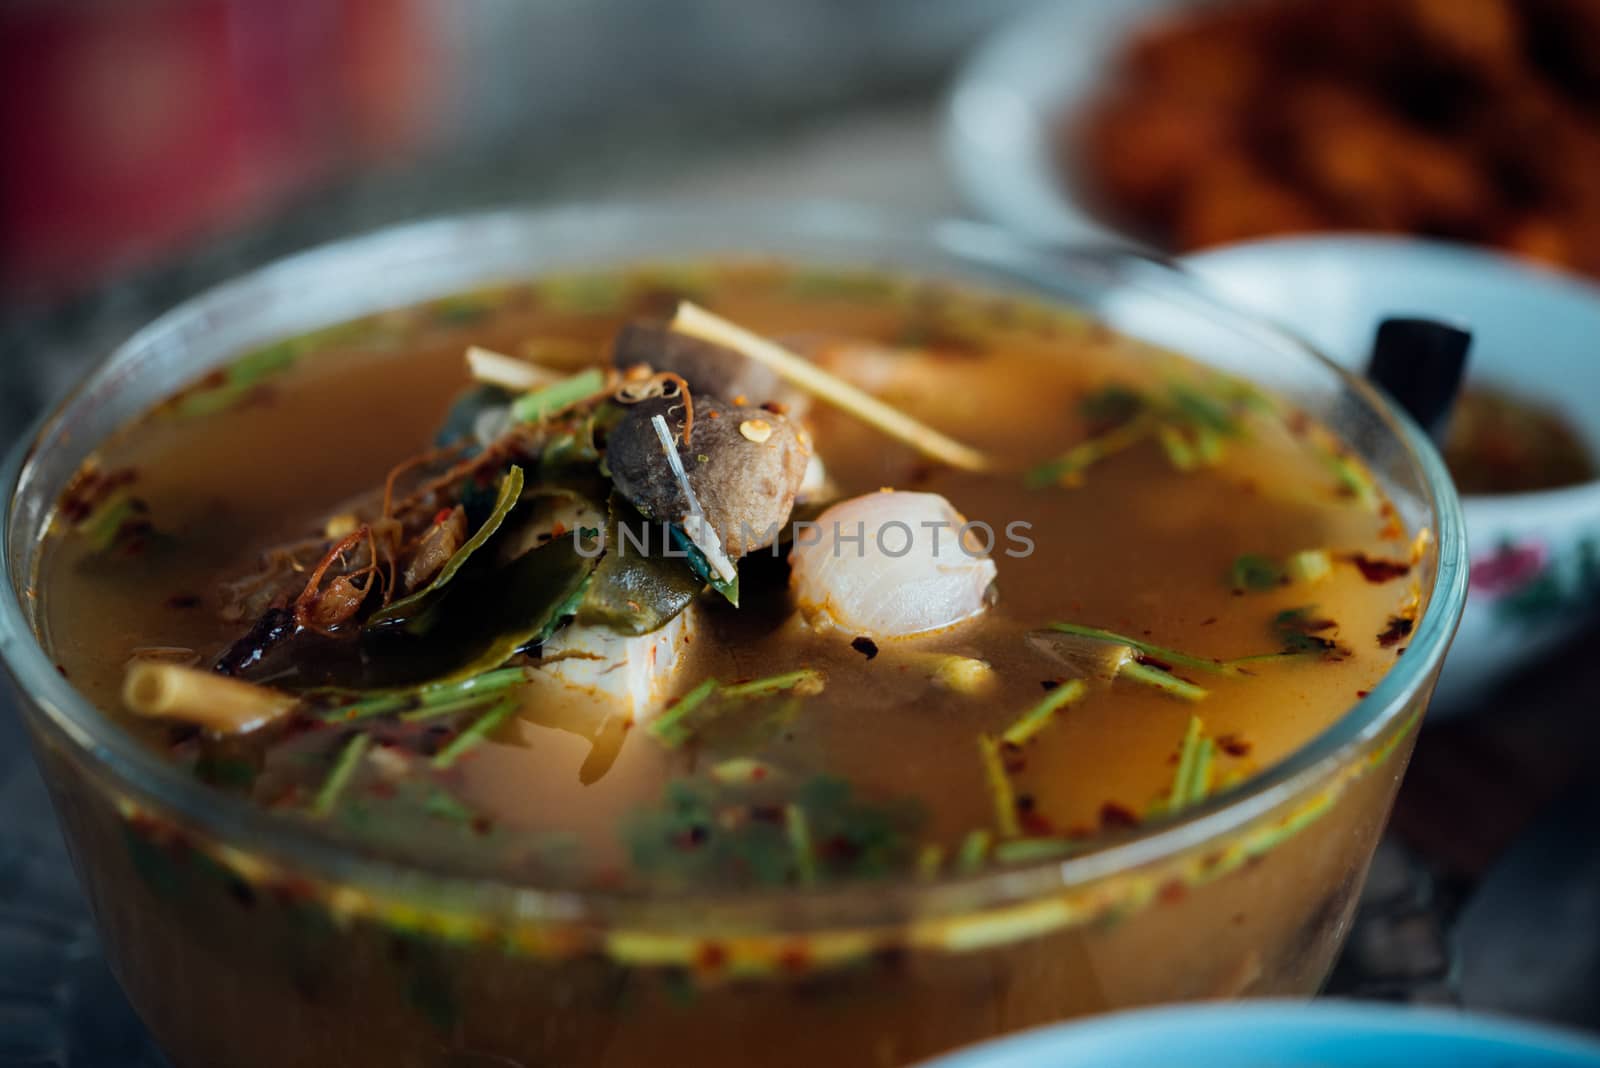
[1365,317,1473,445]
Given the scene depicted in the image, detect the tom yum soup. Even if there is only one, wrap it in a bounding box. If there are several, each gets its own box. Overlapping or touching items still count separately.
[35,262,1430,1066]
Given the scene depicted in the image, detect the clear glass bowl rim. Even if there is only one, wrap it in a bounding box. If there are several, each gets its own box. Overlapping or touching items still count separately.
[0,202,1468,930]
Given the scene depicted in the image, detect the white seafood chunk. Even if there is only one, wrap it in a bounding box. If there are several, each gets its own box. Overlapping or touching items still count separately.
[539,607,697,721]
[789,491,997,640]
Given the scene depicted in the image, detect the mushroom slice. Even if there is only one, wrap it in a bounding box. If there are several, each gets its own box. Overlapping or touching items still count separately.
[607,395,810,557]
[611,321,802,411]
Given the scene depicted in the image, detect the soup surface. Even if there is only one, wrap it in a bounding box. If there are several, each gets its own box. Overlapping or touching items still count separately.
[37,262,1423,893]
[1443,383,1596,495]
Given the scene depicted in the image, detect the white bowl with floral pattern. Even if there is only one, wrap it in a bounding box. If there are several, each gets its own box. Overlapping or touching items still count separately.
[1184,236,1600,713]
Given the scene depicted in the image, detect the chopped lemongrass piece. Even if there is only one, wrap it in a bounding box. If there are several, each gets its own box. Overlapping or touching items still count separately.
[1192,426,1227,465]
[1286,549,1333,585]
[1119,660,1208,702]
[709,757,776,785]
[1001,679,1088,747]
[1321,449,1380,511]
[1162,715,1216,815]
[785,804,817,886]
[978,734,1021,838]
[916,843,946,879]
[993,837,1080,864]
[649,688,717,746]
[1189,737,1216,808]
[651,414,737,583]
[648,671,820,750]
[320,666,535,724]
[720,668,825,701]
[1024,416,1152,488]
[510,366,607,424]
[1167,383,1239,435]
[670,301,990,472]
[956,829,992,872]
[1046,622,1243,677]
[466,345,562,392]
[647,677,718,748]
[123,663,296,735]
[81,493,149,551]
[398,691,505,724]
[311,733,371,818]
[1157,424,1197,471]
[432,695,519,769]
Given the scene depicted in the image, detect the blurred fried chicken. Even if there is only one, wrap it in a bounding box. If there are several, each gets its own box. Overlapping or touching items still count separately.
[1070,0,1600,273]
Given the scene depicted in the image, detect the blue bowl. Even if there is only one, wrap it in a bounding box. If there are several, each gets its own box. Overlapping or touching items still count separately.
[919,1002,1600,1068]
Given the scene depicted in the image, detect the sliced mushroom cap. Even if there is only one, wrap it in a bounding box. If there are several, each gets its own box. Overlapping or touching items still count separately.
[611,322,803,411]
[607,395,810,557]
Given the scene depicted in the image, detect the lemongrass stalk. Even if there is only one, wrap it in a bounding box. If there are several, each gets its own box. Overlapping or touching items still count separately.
[1187,737,1217,808]
[916,843,946,880]
[978,734,1021,838]
[720,668,824,701]
[1156,424,1197,471]
[432,695,519,769]
[465,346,562,392]
[123,663,296,735]
[1169,715,1205,809]
[510,367,608,424]
[399,691,508,724]
[993,837,1080,864]
[1001,679,1088,747]
[647,677,718,748]
[320,666,536,725]
[1321,449,1380,511]
[1118,661,1208,702]
[1046,623,1243,677]
[312,734,371,818]
[1192,426,1227,465]
[1226,652,1314,668]
[956,829,992,872]
[1162,715,1216,815]
[671,302,990,472]
[785,804,817,886]
[1024,415,1152,489]
[709,757,776,785]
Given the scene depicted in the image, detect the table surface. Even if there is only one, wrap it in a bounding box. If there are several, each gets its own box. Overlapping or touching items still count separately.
[1,100,1596,1065]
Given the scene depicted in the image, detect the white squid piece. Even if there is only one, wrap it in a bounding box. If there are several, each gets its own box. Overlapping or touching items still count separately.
[789,490,997,640]
[539,607,698,722]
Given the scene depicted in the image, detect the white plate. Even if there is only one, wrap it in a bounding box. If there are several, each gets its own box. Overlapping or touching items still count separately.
[943,0,1194,244]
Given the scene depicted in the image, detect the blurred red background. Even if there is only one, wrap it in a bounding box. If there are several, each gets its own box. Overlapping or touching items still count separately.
[0,0,442,296]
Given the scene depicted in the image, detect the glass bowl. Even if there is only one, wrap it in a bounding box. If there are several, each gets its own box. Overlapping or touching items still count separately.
[0,204,1467,1068]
